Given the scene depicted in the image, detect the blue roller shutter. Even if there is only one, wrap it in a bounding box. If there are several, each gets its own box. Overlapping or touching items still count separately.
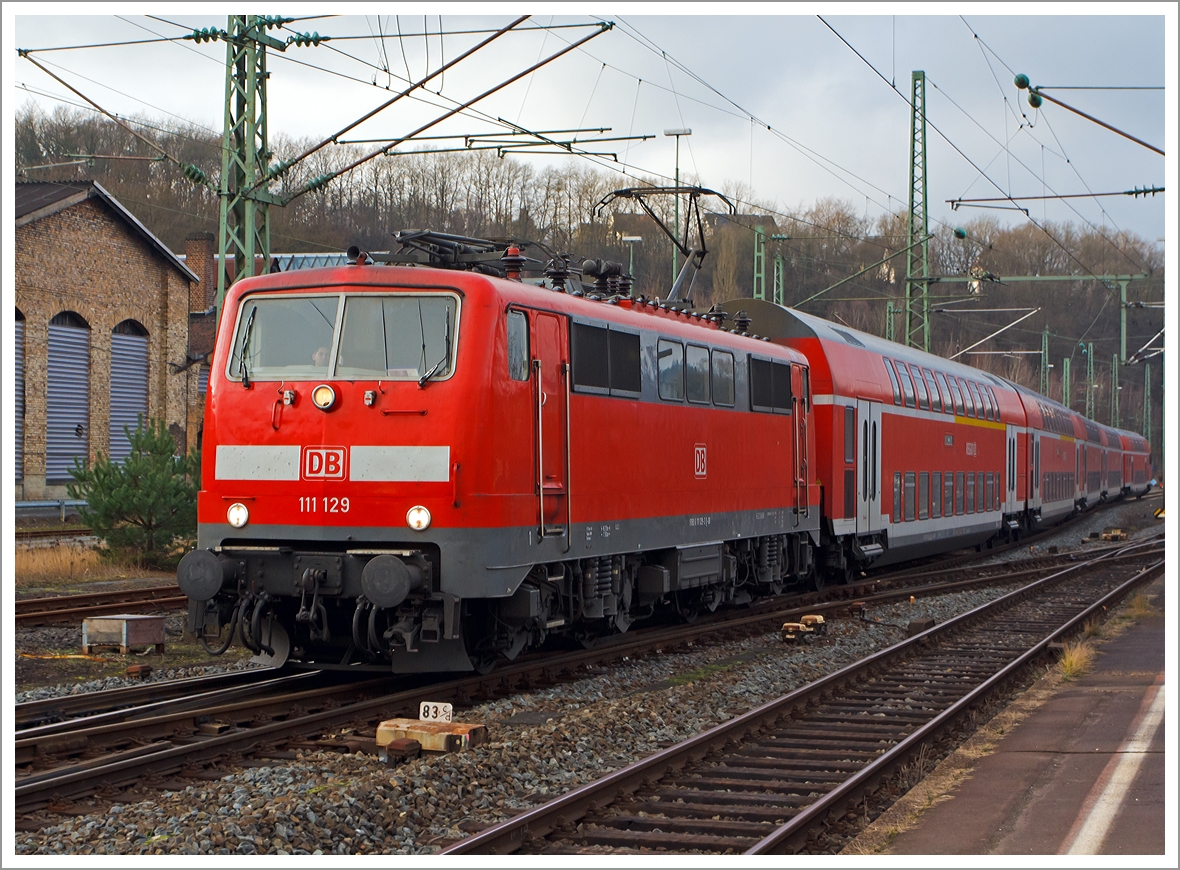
[15,320,24,481]
[46,324,91,483]
[109,332,149,463]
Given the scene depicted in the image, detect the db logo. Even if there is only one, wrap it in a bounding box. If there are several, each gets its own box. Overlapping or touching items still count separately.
[694,443,707,479]
[302,445,347,480]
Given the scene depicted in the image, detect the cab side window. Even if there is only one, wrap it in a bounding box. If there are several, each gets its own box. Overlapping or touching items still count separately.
[657,339,685,401]
[711,350,735,406]
[507,310,529,381]
[686,345,710,403]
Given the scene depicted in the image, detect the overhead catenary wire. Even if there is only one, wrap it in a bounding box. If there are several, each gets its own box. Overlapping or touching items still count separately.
[958,16,1152,272]
[817,16,1146,303]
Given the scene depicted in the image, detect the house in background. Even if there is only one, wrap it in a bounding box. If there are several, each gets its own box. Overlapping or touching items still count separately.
[14,180,200,500]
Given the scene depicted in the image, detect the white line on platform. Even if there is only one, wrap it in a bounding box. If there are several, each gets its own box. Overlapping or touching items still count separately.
[1060,674,1165,854]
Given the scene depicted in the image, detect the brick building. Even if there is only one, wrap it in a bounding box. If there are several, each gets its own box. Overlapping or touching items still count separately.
[15,181,200,499]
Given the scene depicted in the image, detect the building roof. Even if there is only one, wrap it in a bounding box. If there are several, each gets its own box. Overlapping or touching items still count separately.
[16,180,198,283]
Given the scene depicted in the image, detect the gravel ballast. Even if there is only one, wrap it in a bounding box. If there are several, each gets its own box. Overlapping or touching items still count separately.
[16,583,1032,856]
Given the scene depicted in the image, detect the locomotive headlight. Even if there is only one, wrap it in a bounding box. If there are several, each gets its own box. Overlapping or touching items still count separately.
[406,505,432,531]
[227,502,250,528]
[312,384,336,410]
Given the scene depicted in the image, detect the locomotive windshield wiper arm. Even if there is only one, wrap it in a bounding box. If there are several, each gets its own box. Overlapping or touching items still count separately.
[417,306,452,389]
[238,306,257,389]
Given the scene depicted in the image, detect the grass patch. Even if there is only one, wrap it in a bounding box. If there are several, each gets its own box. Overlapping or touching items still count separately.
[1123,592,1157,620]
[1083,617,1105,639]
[1058,639,1095,681]
[15,544,171,589]
[667,661,735,685]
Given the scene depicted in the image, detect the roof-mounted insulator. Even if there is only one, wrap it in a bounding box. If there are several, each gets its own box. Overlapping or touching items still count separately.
[582,258,622,296]
[618,273,633,297]
[502,245,526,281]
[544,257,571,293]
[733,310,752,335]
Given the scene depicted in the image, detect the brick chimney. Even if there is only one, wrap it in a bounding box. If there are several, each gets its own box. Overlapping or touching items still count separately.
[185,231,216,312]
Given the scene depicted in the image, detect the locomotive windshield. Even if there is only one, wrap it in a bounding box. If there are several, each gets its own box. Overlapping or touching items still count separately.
[227,292,459,382]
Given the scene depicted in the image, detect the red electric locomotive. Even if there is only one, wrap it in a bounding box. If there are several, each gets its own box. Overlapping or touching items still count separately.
[179,245,820,673]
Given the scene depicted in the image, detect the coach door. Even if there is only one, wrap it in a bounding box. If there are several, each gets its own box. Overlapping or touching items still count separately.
[856,399,882,533]
[531,312,570,542]
[1005,425,1019,513]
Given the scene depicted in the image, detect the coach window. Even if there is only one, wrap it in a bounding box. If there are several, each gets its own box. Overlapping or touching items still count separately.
[975,471,985,512]
[956,471,965,514]
[507,310,529,381]
[896,361,916,408]
[919,472,929,520]
[686,345,710,404]
[923,369,942,412]
[959,379,975,417]
[932,471,942,518]
[968,382,985,419]
[948,377,965,415]
[904,472,916,521]
[966,473,975,514]
[986,472,994,511]
[884,358,902,405]
[657,339,685,401]
[893,472,902,522]
[711,350,735,407]
[935,372,953,414]
[945,472,955,516]
[981,385,994,421]
[912,369,930,410]
[988,386,1001,422]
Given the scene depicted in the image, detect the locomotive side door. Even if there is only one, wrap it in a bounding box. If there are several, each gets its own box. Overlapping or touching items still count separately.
[856,399,882,533]
[531,311,569,541]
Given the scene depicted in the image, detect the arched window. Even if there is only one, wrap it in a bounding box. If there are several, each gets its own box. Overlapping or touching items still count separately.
[15,308,25,482]
[46,311,91,482]
[50,310,90,329]
[110,320,150,463]
[112,319,149,336]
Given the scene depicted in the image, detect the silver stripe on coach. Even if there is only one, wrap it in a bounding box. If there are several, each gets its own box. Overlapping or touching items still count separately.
[216,445,301,480]
[350,446,450,482]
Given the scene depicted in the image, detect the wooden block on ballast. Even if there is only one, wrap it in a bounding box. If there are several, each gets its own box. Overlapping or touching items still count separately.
[376,718,487,753]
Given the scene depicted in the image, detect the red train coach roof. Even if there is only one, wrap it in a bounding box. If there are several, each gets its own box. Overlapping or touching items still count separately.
[718,298,1019,408]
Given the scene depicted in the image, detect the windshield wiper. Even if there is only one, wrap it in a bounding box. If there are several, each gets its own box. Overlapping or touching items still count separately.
[238,306,257,389]
[417,306,452,389]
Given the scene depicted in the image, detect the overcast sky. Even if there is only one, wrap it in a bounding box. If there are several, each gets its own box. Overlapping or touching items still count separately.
[7,5,1174,253]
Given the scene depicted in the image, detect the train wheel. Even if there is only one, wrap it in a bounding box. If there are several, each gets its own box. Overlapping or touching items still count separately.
[470,652,499,675]
[250,617,291,668]
[673,591,701,623]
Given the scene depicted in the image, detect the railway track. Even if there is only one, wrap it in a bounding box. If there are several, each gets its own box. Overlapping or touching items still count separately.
[11,539,1160,821]
[439,537,1163,855]
[15,585,187,626]
[15,527,94,543]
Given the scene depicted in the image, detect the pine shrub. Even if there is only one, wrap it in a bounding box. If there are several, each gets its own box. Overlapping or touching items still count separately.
[67,417,200,568]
